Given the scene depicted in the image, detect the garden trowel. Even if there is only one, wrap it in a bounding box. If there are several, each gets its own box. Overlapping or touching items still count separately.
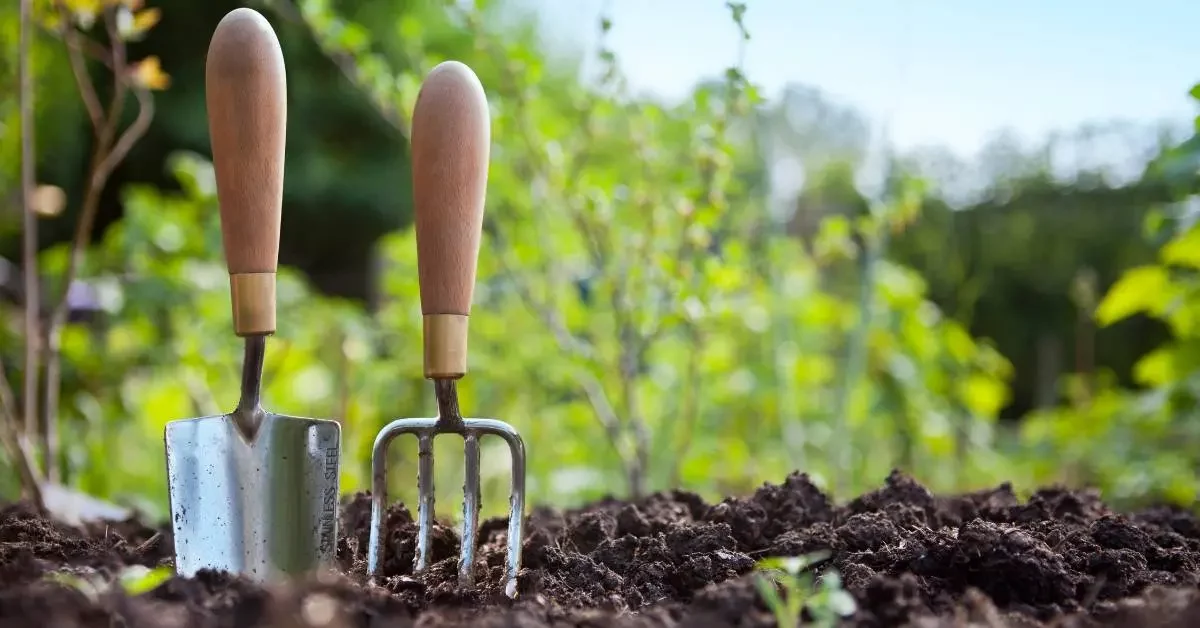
[163,7,341,582]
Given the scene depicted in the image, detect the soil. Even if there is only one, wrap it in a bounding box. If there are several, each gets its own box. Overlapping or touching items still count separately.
[2,470,1200,627]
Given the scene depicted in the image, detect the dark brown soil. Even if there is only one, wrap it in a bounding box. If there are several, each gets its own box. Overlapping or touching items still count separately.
[2,470,1200,627]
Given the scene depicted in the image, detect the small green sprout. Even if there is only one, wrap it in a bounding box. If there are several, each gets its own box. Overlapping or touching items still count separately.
[754,551,857,628]
[117,565,173,596]
[44,565,172,600]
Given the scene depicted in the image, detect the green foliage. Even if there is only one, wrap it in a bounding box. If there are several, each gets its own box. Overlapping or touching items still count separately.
[0,152,386,516]
[295,0,1015,504]
[0,0,1025,520]
[755,553,856,628]
[1012,84,1200,508]
[887,135,1175,421]
[5,0,1200,526]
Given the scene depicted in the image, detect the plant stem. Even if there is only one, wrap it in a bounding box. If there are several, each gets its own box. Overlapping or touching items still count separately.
[669,323,703,488]
[43,8,154,484]
[832,219,886,498]
[19,0,40,452]
[59,5,103,132]
[0,359,44,511]
[15,0,47,506]
[615,322,647,498]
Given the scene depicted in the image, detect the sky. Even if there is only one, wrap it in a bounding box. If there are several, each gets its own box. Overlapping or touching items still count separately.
[526,0,1200,160]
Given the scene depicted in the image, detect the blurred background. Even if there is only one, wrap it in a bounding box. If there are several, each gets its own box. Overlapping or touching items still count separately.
[3,0,1200,523]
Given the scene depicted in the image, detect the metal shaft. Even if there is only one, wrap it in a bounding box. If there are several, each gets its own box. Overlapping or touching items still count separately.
[232,335,267,440]
[434,379,464,429]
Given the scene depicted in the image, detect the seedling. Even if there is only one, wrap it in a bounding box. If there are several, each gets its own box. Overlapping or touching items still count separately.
[754,552,856,628]
[45,564,173,601]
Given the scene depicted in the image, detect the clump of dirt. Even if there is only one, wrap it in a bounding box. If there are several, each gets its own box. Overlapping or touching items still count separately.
[2,470,1200,627]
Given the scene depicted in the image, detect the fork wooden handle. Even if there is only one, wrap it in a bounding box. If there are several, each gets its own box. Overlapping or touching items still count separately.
[205,8,287,337]
[411,61,490,379]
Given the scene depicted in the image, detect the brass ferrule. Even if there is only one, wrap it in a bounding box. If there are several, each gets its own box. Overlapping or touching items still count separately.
[230,272,276,336]
[423,314,468,379]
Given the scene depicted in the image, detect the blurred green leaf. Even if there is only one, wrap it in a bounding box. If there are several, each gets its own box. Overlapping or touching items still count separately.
[1095,265,1170,326]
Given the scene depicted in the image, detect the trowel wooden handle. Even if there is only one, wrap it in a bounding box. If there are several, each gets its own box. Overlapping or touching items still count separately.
[205,8,286,337]
[411,61,490,379]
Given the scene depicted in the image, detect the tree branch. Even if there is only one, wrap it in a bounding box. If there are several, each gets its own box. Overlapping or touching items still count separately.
[57,6,104,131]
[494,243,596,361]
[42,20,114,69]
[18,0,42,490]
[576,371,631,471]
[94,85,153,181]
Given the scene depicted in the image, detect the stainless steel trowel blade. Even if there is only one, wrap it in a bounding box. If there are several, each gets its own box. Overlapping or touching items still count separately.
[164,412,341,581]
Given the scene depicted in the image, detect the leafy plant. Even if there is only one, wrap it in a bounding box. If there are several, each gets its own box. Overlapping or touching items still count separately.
[755,552,856,628]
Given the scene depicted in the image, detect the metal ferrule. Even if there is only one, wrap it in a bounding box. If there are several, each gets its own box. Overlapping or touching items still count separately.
[230,272,276,336]
[423,314,468,379]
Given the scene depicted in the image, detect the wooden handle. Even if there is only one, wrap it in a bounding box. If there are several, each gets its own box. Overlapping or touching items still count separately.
[411,60,490,379]
[205,8,286,336]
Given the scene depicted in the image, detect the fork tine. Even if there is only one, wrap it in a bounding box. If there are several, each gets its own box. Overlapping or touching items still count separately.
[460,433,482,587]
[414,432,436,573]
[497,424,527,599]
[367,425,393,578]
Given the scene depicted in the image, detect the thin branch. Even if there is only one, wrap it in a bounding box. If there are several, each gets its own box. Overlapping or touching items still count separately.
[43,7,153,483]
[473,16,611,367]
[490,222,636,470]
[18,0,41,484]
[610,281,647,497]
[577,371,630,468]
[272,0,410,137]
[57,6,103,131]
[492,240,595,360]
[41,21,114,69]
[491,224,636,475]
[664,7,753,487]
[589,100,647,498]
[94,86,154,181]
[0,359,45,511]
[668,323,703,487]
[97,7,129,149]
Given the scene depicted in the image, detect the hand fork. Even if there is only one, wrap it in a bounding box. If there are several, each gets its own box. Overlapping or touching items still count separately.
[366,61,527,599]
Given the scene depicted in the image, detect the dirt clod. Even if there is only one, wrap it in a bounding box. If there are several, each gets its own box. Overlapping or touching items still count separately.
[1,471,1199,627]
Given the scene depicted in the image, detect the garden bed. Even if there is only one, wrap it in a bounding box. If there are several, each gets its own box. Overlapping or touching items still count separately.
[1,470,1199,627]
